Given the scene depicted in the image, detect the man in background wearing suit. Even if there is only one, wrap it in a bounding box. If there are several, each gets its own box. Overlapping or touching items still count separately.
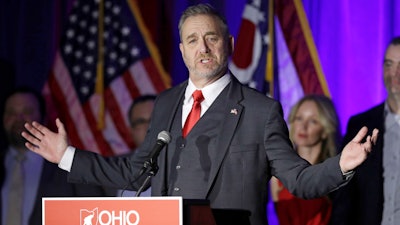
[330,36,400,225]
[128,95,157,150]
[113,94,156,197]
[0,87,107,225]
[22,4,378,225]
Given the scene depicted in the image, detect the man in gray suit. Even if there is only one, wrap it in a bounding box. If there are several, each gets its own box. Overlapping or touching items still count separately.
[22,4,378,225]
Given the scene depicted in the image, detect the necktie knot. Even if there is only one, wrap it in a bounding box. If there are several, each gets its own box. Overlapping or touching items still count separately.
[192,90,204,103]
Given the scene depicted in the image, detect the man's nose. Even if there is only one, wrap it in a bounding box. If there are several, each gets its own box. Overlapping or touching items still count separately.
[199,39,210,53]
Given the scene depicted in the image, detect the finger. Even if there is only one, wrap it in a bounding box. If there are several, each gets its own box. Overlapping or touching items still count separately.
[371,128,379,144]
[364,135,372,153]
[31,121,50,136]
[21,130,40,145]
[23,122,42,141]
[56,118,66,136]
[351,126,368,143]
[25,141,40,153]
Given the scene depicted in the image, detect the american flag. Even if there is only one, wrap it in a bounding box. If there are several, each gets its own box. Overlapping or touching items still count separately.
[44,0,170,156]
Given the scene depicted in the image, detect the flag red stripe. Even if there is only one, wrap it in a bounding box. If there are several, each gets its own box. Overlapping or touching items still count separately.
[122,70,141,98]
[275,0,324,95]
[128,61,158,94]
[142,57,169,93]
[104,87,135,149]
[82,102,114,156]
[232,19,256,68]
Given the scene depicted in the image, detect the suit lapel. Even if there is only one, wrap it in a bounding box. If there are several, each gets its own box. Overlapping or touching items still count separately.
[164,82,187,131]
[205,78,243,198]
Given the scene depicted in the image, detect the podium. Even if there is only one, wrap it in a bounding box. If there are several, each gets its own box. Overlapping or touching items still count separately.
[183,199,251,225]
[43,197,250,225]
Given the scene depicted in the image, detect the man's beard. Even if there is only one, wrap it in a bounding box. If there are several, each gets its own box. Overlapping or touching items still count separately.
[191,56,228,80]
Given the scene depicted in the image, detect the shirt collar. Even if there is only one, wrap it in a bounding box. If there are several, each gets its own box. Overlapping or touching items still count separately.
[184,73,231,105]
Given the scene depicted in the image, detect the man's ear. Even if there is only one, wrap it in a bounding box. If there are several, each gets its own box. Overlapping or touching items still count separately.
[228,35,234,55]
[179,43,184,56]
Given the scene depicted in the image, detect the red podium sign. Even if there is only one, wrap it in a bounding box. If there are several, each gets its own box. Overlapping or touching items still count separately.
[43,197,183,225]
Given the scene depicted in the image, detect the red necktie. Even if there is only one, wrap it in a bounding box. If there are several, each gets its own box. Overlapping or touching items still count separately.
[182,90,204,137]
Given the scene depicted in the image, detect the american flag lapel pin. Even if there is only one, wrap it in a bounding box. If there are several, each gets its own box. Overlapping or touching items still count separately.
[230,108,238,115]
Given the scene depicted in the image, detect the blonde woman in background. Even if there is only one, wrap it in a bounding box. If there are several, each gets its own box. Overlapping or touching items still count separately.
[270,95,341,225]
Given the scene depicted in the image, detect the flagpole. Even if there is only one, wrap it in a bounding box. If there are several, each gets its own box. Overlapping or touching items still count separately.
[126,0,171,89]
[96,0,105,129]
[266,0,275,97]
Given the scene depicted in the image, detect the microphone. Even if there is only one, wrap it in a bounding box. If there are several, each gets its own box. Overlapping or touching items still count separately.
[123,131,171,196]
[134,131,171,196]
[144,131,171,167]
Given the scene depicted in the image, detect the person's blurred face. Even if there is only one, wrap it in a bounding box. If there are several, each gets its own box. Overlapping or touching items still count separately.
[291,100,326,149]
[129,100,154,147]
[179,14,233,84]
[3,93,41,149]
[384,44,400,98]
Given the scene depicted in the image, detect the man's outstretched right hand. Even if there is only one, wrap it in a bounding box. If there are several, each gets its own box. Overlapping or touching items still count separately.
[22,118,68,164]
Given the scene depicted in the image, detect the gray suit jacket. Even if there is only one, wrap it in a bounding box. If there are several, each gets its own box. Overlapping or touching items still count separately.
[69,76,347,225]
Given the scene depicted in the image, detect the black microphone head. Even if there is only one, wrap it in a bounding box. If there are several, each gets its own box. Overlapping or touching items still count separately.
[157,131,171,144]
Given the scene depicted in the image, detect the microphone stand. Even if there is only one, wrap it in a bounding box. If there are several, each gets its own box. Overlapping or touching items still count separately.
[135,158,159,197]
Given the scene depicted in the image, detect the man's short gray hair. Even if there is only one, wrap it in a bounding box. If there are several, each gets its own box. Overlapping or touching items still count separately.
[178,3,230,41]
